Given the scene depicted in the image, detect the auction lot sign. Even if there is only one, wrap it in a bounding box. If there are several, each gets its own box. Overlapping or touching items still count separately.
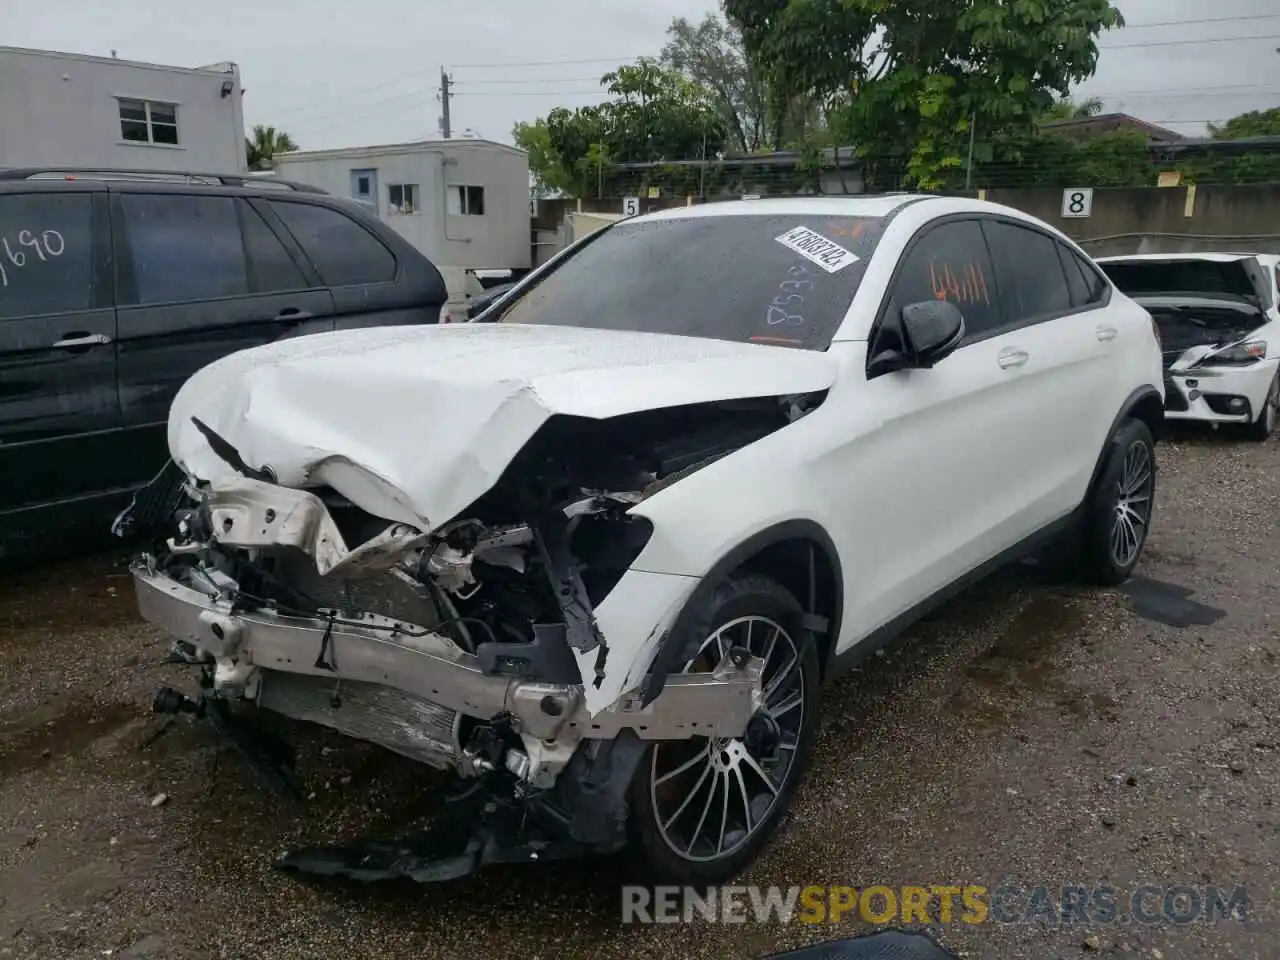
[621,883,1250,926]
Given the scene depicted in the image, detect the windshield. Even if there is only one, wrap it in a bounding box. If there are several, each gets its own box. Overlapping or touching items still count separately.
[494,213,889,350]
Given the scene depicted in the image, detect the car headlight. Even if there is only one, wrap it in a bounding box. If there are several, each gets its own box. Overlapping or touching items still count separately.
[1196,340,1267,367]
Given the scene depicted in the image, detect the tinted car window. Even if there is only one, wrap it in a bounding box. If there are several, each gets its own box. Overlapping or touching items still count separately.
[496,214,889,350]
[240,203,309,293]
[121,194,248,304]
[0,193,94,320]
[269,201,397,286]
[885,220,1002,338]
[1057,243,1093,307]
[982,220,1072,323]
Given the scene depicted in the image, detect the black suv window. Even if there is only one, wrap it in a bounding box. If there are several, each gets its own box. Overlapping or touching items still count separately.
[1056,243,1107,308]
[886,220,1002,338]
[121,194,248,304]
[0,194,94,320]
[982,220,1073,323]
[239,203,309,293]
[268,201,397,286]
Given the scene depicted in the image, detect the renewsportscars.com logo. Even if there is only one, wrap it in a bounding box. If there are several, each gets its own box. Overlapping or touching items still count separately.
[621,883,1250,926]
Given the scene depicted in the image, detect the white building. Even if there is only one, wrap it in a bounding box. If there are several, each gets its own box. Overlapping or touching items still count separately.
[273,139,531,295]
[0,46,247,174]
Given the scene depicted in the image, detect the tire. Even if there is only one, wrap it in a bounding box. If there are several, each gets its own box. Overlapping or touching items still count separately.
[1076,417,1156,586]
[627,573,821,883]
[1245,371,1279,442]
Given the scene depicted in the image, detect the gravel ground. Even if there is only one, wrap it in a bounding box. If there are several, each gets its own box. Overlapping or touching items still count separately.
[0,429,1276,960]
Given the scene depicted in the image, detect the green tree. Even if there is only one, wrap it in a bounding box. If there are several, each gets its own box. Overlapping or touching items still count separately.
[246,125,298,171]
[1177,105,1280,185]
[725,0,1124,189]
[660,12,767,153]
[1040,95,1105,122]
[516,59,726,197]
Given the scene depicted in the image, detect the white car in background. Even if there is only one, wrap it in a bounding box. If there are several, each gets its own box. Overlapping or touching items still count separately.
[122,195,1164,884]
[1097,253,1280,441]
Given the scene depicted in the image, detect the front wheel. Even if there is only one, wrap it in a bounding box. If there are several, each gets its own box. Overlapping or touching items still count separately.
[1077,418,1156,586]
[1245,371,1279,442]
[627,574,820,883]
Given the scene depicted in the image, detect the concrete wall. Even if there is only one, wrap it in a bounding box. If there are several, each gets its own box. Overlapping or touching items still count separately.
[0,47,246,173]
[979,184,1280,255]
[274,140,531,285]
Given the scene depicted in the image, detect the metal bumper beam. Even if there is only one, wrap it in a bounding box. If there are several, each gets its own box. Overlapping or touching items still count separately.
[132,559,763,742]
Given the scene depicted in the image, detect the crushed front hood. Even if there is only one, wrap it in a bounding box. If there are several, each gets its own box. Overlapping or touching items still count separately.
[169,322,837,528]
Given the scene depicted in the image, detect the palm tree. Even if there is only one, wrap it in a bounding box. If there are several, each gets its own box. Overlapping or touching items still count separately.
[246,125,299,171]
[1041,96,1105,122]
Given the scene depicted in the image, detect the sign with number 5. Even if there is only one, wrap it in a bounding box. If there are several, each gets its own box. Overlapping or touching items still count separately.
[622,197,640,216]
[1061,187,1093,218]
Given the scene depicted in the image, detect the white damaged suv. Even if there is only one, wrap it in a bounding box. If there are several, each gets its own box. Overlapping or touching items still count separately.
[122,196,1164,883]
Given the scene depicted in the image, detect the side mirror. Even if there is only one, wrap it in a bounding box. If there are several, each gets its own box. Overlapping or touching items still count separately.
[901,300,965,368]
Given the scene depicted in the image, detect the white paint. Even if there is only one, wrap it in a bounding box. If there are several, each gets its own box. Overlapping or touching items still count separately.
[1061,187,1094,218]
[774,225,859,273]
[0,228,65,288]
[172,194,1166,716]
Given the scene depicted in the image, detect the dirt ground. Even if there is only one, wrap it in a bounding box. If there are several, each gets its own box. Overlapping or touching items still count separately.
[1,430,1277,960]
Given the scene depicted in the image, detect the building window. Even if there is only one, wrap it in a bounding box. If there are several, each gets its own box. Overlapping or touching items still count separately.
[388,183,420,215]
[119,99,179,146]
[449,185,485,216]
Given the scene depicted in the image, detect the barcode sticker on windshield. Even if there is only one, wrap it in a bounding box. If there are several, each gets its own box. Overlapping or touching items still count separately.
[775,226,860,274]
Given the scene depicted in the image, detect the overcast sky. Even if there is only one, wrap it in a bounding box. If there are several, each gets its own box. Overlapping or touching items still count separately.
[2,0,1277,152]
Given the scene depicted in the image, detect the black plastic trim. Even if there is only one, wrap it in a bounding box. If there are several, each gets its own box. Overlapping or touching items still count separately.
[642,519,844,706]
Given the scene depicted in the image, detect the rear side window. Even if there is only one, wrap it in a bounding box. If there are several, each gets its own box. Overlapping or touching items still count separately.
[981,220,1073,323]
[886,220,1002,338]
[268,201,396,286]
[0,193,94,320]
[239,204,310,293]
[121,194,248,304]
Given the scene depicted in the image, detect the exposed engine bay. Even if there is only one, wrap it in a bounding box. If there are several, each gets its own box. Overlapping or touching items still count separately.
[121,392,822,880]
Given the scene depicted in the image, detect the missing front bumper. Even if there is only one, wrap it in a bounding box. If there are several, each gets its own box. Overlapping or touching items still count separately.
[132,558,764,752]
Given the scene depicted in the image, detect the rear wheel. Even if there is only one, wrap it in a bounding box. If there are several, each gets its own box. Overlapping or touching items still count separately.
[1245,371,1279,442]
[627,574,820,882]
[1076,418,1156,586]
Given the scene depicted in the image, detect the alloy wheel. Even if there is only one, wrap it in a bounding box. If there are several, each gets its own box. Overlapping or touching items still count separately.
[649,615,805,863]
[1110,440,1153,568]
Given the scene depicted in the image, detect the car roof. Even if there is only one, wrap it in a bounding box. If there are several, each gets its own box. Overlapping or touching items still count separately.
[634,194,938,222]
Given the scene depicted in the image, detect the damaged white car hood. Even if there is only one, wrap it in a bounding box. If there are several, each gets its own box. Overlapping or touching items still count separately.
[169,322,837,529]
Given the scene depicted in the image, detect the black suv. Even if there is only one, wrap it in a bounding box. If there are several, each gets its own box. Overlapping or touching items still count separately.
[0,168,448,560]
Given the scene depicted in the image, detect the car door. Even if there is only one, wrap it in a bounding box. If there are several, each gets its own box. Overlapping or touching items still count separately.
[264,197,446,328]
[0,184,125,534]
[978,217,1120,525]
[831,217,1048,638]
[112,188,336,475]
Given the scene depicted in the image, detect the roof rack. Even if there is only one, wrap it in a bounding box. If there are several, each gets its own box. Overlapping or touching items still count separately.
[0,167,326,193]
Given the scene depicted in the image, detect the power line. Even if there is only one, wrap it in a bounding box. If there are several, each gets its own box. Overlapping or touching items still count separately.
[451,76,603,86]
[451,90,607,98]
[1100,33,1280,50]
[1121,12,1280,29]
[449,55,647,70]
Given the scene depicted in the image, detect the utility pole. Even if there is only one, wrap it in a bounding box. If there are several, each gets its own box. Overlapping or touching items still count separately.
[439,68,453,139]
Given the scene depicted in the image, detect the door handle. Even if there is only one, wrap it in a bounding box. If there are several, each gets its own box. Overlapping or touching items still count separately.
[275,308,312,322]
[52,332,112,348]
[997,347,1029,369]
[1096,325,1119,341]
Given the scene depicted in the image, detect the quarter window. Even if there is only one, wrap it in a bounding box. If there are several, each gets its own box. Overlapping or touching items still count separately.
[981,220,1073,323]
[269,200,396,286]
[0,194,94,320]
[118,99,179,145]
[121,194,248,304]
[1057,243,1107,308]
[885,220,1002,339]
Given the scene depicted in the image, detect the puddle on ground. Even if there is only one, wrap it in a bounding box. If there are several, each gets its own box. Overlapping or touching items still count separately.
[0,701,144,778]
[951,592,1093,732]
